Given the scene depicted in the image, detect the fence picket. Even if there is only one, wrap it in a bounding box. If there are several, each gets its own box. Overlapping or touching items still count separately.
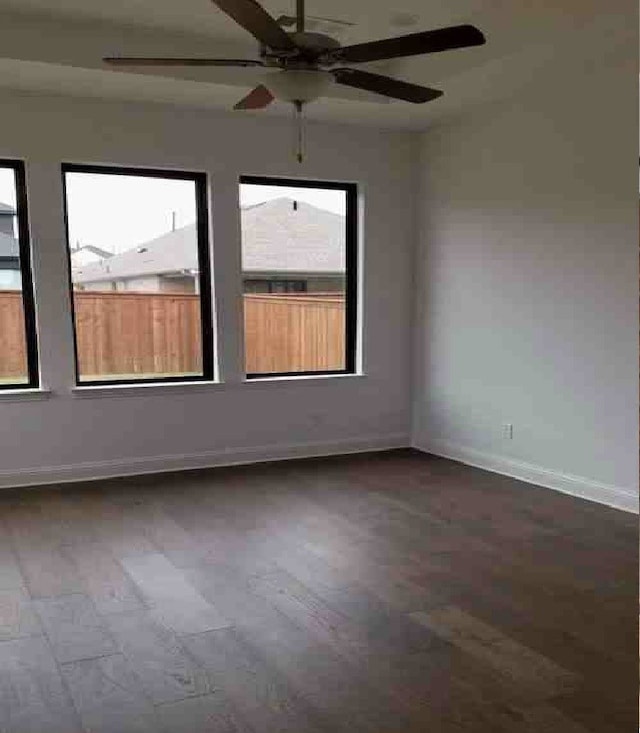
[0,290,346,381]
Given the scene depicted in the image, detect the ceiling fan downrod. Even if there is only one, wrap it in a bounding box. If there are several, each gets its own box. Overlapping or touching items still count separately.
[296,0,305,33]
[293,100,305,163]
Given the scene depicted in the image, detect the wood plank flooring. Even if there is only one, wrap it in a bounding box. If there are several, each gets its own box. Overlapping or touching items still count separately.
[0,449,635,732]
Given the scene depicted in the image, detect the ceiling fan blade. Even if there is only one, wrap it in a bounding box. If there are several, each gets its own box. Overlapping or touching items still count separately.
[234,84,275,110]
[332,68,443,104]
[211,0,296,50]
[324,24,485,64]
[103,57,264,67]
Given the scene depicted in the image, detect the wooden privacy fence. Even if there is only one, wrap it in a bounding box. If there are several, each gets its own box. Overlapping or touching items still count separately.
[0,290,28,380]
[244,294,345,373]
[0,290,346,380]
[74,291,203,378]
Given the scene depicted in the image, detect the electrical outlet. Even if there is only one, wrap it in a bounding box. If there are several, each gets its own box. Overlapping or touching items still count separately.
[502,423,513,440]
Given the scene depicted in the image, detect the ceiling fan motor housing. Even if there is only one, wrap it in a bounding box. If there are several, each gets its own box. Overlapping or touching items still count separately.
[262,31,341,65]
[289,31,341,54]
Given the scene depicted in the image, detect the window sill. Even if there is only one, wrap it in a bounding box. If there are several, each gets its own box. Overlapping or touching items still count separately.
[0,387,52,403]
[71,380,224,399]
[67,373,367,399]
[242,372,367,387]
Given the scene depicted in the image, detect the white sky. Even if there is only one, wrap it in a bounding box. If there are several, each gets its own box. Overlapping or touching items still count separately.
[0,169,17,208]
[0,168,346,254]
[64,173,197,254]
[0,168,18,238]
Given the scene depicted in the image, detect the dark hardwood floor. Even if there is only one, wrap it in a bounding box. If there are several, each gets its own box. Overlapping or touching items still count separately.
[0,449,636,732]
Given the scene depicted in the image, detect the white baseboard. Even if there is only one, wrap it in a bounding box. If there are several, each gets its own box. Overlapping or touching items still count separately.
[413,438,638,514]
[0,433,411,490]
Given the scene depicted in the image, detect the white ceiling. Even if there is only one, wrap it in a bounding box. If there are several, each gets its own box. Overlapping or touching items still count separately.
[0,0,630,130]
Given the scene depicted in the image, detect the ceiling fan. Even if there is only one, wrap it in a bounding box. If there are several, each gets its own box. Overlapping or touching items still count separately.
[104,0,486,160]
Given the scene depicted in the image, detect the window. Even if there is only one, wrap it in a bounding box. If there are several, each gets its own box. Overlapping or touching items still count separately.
[62,165,213,385]
[0,160,39,389]
[240,177,357,378]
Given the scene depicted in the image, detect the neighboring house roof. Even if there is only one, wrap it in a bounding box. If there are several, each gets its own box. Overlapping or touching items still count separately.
[70,245,113,269]
[0,232,19,259]
[0,202,15,216]
[74,227,199,283]
[74,198,346,284]
[241,198,345,274]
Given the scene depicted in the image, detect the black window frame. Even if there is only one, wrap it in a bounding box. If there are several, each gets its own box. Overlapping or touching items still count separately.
[240,175,358,379]
[0,159,39,391]
[61,163,214,386]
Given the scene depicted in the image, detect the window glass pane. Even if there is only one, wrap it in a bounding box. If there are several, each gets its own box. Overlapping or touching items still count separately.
[240,180,353,376]
[64,168,211,384]
[0,163,37,388]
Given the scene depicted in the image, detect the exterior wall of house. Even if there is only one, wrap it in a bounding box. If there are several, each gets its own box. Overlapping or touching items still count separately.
[159,276,197,294]
[243,275,345,294]
[79,281,116,292]
[0,213,14,237]
[307,277,344,293]
[79,275,197,293]
[116,276,162,293]
[81,275,338,295]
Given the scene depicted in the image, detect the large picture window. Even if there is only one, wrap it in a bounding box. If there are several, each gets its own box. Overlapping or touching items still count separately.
[240,177,357,378]
[62,165,213,385]
[0,160,39,389]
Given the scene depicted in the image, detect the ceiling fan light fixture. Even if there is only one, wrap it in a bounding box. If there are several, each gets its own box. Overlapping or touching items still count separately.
[263,69,332,103]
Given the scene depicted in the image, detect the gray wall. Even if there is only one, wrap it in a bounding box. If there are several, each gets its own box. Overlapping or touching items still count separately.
[0,20,636,513]
[412,20,638,509]
[0,90,417,486]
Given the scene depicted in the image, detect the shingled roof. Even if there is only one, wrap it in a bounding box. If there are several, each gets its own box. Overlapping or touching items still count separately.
[241,197,345,273]
[73,198,346,284]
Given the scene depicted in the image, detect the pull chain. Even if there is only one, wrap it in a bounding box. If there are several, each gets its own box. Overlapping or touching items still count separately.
[293,100,304,164]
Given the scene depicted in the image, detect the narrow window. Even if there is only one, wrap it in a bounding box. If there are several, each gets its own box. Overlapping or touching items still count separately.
[240,177,357,378]
[62,165,213,385]
[0,160,39,389]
